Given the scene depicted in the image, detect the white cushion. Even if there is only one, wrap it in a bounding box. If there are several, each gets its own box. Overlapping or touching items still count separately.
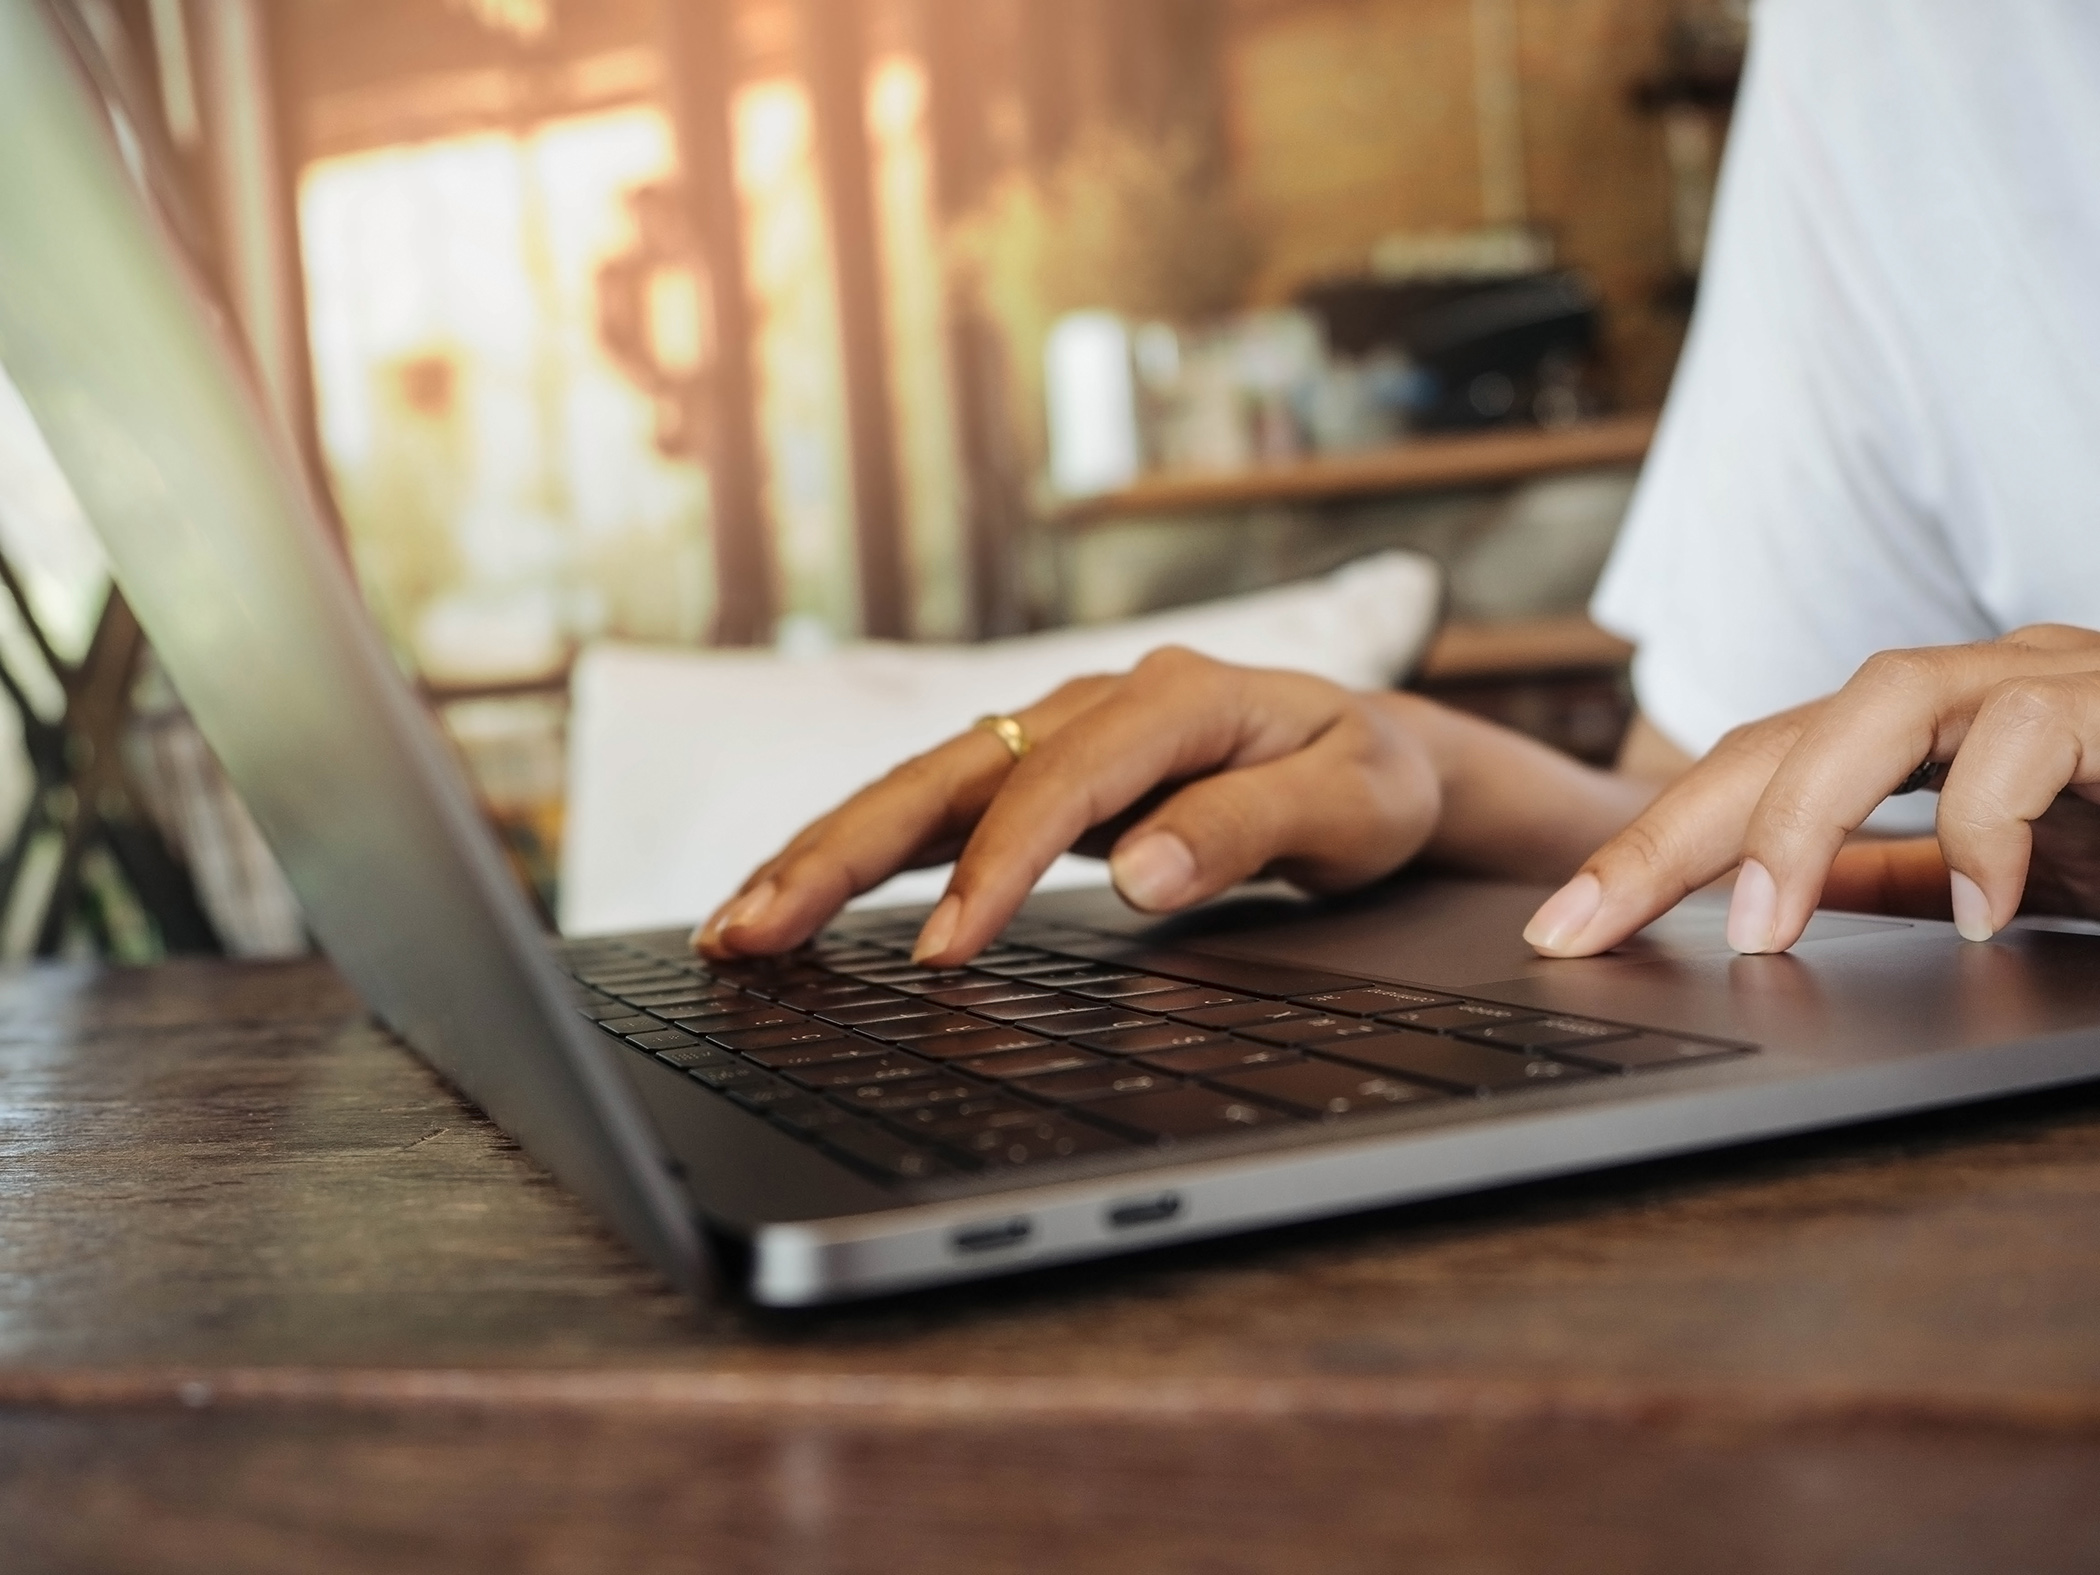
[559,550,1441,936]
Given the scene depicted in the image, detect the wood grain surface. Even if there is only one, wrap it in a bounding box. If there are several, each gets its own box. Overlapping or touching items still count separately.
[4,955,2100,1573]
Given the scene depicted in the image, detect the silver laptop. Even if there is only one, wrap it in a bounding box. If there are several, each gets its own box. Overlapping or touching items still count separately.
[8,0,2099,1306]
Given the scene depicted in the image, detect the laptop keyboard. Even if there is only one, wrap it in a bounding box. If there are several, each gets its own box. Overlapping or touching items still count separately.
[556,918,1754,1187]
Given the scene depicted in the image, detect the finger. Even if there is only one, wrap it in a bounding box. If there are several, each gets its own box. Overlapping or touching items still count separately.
[1524,706,1812,957]
[1999,623,2100,656]
[1934,674,2100,941]
[1743,644,2100,952]
[916,651,1345,962]
[694,738,1003,957]
[699,675,1120,956]
[1106,708,1440,912]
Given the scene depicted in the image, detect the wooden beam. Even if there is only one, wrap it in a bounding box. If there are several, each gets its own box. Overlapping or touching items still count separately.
[918,0,1028,635]
[801,0,911,639]
[660,0,776,646]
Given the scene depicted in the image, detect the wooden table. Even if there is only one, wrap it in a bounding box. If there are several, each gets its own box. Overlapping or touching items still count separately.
[5,955,2100,1573]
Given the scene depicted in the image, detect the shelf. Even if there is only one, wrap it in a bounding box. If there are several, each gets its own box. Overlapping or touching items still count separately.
[1053,413,1657,527]
[1416,614,1634,683]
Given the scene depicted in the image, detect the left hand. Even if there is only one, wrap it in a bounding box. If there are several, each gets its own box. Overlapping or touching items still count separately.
[1524,624,2100,956]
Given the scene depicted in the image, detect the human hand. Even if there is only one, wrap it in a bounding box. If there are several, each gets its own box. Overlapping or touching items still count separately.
[1523,625,2100,957]
[694,647,1447,965]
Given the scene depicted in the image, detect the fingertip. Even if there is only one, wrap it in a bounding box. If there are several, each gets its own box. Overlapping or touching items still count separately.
[911,893,963,965]
[1110,830,1197,912]
[1523,872,1602,955]
[1726,859,1780,954]
[1949,869,1997,942]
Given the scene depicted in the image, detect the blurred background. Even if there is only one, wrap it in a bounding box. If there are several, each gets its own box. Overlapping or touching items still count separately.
[0,0,1746,960]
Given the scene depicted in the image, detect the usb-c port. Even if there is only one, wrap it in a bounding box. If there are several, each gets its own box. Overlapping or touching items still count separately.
[951,1217,1032,1255]
[1108,1193,1182,1229]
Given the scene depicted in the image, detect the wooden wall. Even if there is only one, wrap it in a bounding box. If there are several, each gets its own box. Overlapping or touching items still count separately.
[1222,0,1687,409]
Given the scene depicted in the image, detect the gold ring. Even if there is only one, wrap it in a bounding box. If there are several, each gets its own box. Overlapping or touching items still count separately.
[973,713,1032,763]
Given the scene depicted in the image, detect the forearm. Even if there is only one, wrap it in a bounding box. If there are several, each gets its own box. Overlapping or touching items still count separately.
[1381,692,1660,884]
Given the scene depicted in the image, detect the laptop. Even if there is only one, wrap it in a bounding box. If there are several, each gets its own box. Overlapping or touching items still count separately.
[7,0,2100,1306]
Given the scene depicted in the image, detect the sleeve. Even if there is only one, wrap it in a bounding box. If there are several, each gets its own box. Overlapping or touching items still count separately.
[1590,0,1994,770]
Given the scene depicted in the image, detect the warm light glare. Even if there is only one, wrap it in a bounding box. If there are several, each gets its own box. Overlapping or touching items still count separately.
[299,109,712,681]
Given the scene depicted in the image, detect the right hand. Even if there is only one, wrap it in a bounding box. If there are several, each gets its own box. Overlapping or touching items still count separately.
[694,646,1449,966]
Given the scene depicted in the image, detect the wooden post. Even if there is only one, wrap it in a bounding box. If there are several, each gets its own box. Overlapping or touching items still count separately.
[659,0,777,647]
[800,0,911,641]
[918,0,1029,636]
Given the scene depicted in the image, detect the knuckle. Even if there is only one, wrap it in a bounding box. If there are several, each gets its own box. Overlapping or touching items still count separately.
[2001,622,2094,653]
[1978,675,2066,728]
[1132,644,1210,684]
[1711,715,1794,769]
[1751,795,1821,842]
[1604,817,1676,881]
[1047,672,1113,707]
[882,750,944,794]
[1851,645,1942,697]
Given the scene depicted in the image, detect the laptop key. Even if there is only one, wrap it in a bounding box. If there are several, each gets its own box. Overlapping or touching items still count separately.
[1081,1086,1288,1144]
[1015,1065,1179,1104]
[595,1015,660,1036]
[1321,1032,1594,1095]
[624,989,731,1011]
[1293,985,1458,1017]
[817,1123,952,1181]
[816,997,943,1027]
[958,1045,1108,1081]
[1174,1000,1316,1030]
[969,992,1100,1022]
[711,1023,851,1053]
[1021,1006,1164,1039]
[865,1011,995,1042]
[1135,1041,1300,1076]
[1376,1002,1545,1035]
[1130,987,1247,1014]
[906,1025,1053,1062]
[773,981,897,1012]
[785,1053,935,1090]
[651,1044,735,1070]
[973,958,1097,979]
[1061,974,1191,1000]
[689,1061,767,1090]
[919,981,1061,1009]
[1546,1033,1754,1073]
[627,1028,701,1051]
[1079,1022,1222,1056]
[835,1077,986,1114]
[668,1007,801,1035]
[1210,1060,1443,1119]
[1235,1015,1392,1048]
[742,1038,885,1070]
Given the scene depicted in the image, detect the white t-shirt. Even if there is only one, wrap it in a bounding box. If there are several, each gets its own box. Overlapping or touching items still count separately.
[1592,0,2100,810]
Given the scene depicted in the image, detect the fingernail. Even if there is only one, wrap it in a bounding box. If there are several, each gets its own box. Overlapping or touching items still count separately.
[1524,872,1602,953]
[692,902,734,952]
[716,881,776,943]
[1111,832,1197,911]
[913,894,962,964]
[1727,859,1779,954]
[1949,870,1996,943]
